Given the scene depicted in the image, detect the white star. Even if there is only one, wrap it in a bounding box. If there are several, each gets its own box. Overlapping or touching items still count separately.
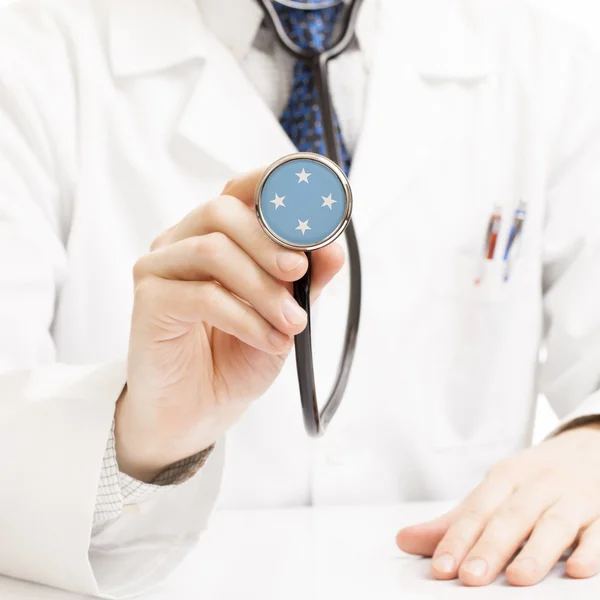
[321,194,337,209]
[296,219,311,235]
[270,194,286,209]
[295,168,312,184]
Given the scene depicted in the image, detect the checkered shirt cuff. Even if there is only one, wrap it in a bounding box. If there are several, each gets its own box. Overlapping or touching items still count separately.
[94,422,214,525]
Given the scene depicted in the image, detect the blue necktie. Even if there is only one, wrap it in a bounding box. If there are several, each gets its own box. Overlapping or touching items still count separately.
[274,0,352,174]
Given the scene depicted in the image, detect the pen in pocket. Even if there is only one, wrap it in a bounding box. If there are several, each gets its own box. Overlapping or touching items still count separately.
[503,200,527,282]
[475,205,502,285]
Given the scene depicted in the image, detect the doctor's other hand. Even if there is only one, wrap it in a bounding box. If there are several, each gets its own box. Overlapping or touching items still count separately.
[115,169,344,482]
[396,423,600,586]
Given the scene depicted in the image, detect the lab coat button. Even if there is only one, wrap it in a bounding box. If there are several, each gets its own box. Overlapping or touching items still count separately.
[123,504,141,515]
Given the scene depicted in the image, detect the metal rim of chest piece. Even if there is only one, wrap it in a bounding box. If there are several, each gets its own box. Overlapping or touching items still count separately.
[272,0,344,11]
[254,152,353,252]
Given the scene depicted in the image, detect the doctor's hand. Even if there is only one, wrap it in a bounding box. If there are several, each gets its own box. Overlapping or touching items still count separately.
[115,169,344,482]
[396,423,600,586]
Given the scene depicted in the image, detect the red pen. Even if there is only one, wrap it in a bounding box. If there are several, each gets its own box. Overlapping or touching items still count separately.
[475,205,502,285]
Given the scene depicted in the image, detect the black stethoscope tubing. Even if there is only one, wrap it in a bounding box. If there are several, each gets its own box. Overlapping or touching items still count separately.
[257,0,364,437]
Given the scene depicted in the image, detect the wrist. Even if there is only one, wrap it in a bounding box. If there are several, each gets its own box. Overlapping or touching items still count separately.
[114,387,164,481]
[114,387,216,482]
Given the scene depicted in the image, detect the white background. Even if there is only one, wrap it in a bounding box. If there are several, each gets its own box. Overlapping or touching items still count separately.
[1,0,599,439]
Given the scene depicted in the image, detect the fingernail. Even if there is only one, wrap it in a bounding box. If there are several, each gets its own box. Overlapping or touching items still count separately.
[267,328,290,350]
[513,557,537,575]
[277,252,303,272]
[282,298,306,325]
[462,558,488,579]
[432,554,456,574]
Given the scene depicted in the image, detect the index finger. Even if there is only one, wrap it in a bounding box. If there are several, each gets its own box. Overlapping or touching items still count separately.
[151,166,344,293]
[221,168,266,207]
[431,474,515,579]
[150,167,266,251]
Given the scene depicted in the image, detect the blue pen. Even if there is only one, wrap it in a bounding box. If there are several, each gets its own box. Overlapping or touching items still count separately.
[503,200,527,282]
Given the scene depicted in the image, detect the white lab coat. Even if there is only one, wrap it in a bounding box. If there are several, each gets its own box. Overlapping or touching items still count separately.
[1,0,600,596]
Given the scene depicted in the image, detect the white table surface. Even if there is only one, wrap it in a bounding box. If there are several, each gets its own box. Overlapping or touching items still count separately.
[1,502,599,599]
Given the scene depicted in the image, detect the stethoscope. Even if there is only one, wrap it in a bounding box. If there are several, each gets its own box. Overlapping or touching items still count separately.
[254,0,363,437]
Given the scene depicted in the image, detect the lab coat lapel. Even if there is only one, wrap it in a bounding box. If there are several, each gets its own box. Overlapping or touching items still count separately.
[108,0,295,175]
[175,45,296,174]
[173,0,295,173]
[350,0,497,237]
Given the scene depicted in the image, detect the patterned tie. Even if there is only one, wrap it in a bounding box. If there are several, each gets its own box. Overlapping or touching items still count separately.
[274,0,352,173]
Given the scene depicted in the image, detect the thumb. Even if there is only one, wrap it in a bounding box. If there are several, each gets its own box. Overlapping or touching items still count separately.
[396,509,456,557]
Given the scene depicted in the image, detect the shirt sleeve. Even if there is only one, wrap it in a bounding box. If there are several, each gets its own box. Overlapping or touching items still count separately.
[94,423,215,525]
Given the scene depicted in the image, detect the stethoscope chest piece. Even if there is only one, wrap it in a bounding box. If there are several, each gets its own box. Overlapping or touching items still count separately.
[255,152,352,251]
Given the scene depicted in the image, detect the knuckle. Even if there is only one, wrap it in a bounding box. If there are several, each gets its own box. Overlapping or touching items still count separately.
[188,232,229,259]
[187,236,209,258]
[205,231,230,255]
[442,518,483,548]
[539,510,578,535]
[133,276,161,308]
[440,529,469,548]
[149,235,162,252]
[494,502,525,524]
[150,226,174,251]
[132,255,151,282]
[235,299,257,330]
[199,280,222,305]
[202,197,225,225]
[460,508,489,529]
[203,195,237,226]
[220,177,239,196]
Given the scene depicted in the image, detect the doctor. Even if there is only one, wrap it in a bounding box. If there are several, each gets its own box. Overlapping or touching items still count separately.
[2,0,600,596]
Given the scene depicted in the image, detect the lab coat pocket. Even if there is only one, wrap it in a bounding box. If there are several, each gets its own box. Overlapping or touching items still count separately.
[424,252,540,450]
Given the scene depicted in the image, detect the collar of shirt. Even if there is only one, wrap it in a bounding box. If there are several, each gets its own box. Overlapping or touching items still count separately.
[107,0,497,81]
[195,0,377,66]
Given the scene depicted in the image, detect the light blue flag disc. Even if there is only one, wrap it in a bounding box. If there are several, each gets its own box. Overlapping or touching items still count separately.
[255,153,352,251]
